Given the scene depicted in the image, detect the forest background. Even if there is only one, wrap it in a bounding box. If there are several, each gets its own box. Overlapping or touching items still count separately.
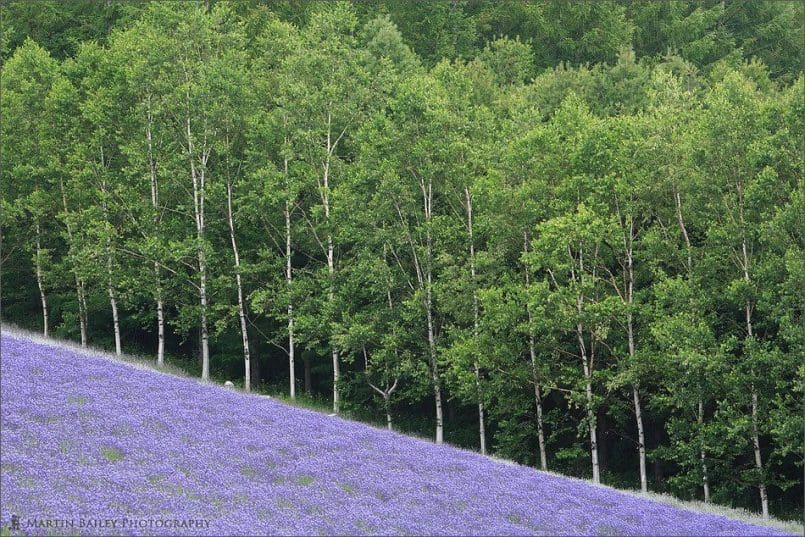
[0,0,802,521]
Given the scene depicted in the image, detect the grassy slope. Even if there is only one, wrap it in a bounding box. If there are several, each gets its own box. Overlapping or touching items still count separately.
[1,325,801,536]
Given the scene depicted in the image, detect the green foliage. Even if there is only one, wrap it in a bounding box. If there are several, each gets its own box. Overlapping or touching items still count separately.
[1,0,802,520]
[478,36,535,86]
[101,447,124,462]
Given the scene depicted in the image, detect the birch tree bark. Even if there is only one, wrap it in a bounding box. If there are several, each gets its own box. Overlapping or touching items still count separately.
[364,345,399,431]
[282,124,297,399]
[320,112,341,413]
[194,157,210,383]
[524,231,548,471]
[226,168,251,391]
[674,185,710,502]
[59,176,88,347]
[99,172,122,356]
[395,169,444,444]
[465,186,486,455]
[145,94,165,367]
[183,85,211,382]
[34,220,49,338]
[422,175,443,444]
[698,398,711,502]
[578,318,600,484]
[623,211,647,492]
[572,243,600,483]
[364,257,404,432]
[286,196,296,399]
[737,179,769,519]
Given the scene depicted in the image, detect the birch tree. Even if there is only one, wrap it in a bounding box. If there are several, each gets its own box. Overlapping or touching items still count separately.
[529,203,611,484]
[245,16,304,398]
[433,59,498,456]
[502,97,561,471]
[577,115,651,492]
[224,144,252,391]
[0,40,62,338]
[281,2,370,412]
[213,47,251,389]
[524,95,612,483]
[702,71,773,518]
[137,2,247,381]
[112,17,177,366]
[354,72,453,443]
[335,248,408,431]
[48,69,91,346]
[644,66,716,501]
[67,41,133,356]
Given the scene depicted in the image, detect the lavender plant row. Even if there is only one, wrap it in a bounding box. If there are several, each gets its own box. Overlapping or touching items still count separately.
[0,335,791,536]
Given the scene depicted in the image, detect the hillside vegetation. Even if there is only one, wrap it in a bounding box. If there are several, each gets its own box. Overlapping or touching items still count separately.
[1,0,802,521]
[0,332,799,536]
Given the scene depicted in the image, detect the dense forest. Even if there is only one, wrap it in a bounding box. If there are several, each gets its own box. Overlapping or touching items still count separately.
[1,0,802,521]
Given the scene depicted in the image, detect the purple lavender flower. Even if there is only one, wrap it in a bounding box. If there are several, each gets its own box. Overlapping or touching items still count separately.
[0,335,794,536]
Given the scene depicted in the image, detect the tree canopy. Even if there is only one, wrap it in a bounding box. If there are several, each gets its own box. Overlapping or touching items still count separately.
[1,0,802,521]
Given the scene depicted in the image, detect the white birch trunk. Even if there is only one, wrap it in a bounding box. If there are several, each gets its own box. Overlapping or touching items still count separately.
[745,287,768,518]
[99,150,122,357]
[385,270,397,431]
[322,113,340,414]
[107,257,121,356]
[579,327,600,484]
[146,95,165,366]
[633,384,647,492]
[427,266,443,444]
[424,178,443,444]
[379,259,401,432]
[286,195,296,400]
[59,177,88,347]
[197,185,210,382]
[745,289,769,519]
[367,386,395,432]
[532,346,548,471]
[675,190,692,273]
[751,386,768,518]
[401,172,443,445]
[738,180,769,519]
[365,345,398,433]
[185,103,210,382]
[624,215,647,492]
[227,176,251,392]
[524,231,547,470]
[698,398,711,502]
[676,187,710,500]
[34,221,49,338]
[574,244,599,484]
[465,186,486,455]
[77,280,88,347]
[474,363,486,454]
[282,130,296,399]
[329,232,339,413]
[155,268,165,367]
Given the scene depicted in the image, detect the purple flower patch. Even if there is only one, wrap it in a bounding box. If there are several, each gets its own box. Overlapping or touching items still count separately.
[0,335,792,536]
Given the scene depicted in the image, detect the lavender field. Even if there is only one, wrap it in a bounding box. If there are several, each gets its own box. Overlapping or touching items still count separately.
[0,334,794,536]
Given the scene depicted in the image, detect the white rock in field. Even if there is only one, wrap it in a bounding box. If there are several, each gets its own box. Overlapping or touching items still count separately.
[224,381,235,388]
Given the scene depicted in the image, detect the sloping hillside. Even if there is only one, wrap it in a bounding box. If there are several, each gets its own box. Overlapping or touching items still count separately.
[0,334,793,536]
